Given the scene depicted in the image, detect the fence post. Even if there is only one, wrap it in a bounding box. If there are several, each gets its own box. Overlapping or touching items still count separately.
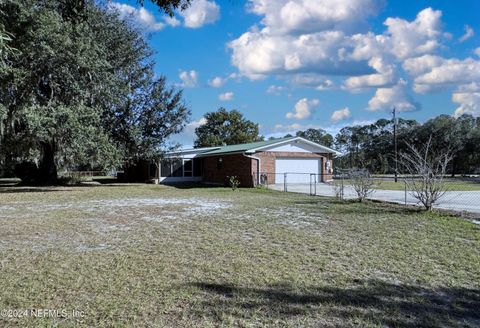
[341,174,344,200]
[309,174,312,195]
[284,173,287,192]
[404,180,407,205]
[309,174,316,196]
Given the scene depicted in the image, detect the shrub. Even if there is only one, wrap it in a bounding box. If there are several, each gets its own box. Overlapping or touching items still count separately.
[400,137,452,211]
[348,168,375,202]
[58,172,91,185]
[228,176,240,191]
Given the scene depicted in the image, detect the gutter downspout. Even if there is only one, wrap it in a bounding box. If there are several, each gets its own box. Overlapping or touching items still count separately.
[243,152,261,186]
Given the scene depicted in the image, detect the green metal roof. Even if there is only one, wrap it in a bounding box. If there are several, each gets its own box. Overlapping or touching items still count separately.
[198,137,297,156]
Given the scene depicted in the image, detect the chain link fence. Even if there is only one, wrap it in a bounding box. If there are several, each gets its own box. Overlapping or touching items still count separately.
[254,171,480,215]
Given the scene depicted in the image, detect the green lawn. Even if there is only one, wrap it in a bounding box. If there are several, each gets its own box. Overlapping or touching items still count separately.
[0,183,479,327]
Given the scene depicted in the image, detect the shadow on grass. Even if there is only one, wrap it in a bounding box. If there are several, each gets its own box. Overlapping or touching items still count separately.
[189,280,479,327]
[0,181,141,193]
[0,187,60,193]
[163,182,228,190]
[292,197,424,216]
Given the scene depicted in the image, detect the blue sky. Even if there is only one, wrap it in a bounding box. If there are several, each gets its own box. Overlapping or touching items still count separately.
[111,0,480,146]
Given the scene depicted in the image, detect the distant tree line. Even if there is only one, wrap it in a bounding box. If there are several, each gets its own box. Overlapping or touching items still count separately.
[276,114,480,175]
[331,114,480,175]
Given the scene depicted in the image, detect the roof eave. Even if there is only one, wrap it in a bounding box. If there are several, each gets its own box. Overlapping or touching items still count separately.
[247,136,341,155]
[164,146,221,156]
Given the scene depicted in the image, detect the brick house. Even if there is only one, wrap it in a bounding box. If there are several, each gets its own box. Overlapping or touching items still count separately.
[159,137,340,187]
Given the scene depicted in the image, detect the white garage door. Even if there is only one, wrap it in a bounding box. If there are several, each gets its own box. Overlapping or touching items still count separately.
[275,158,321,183]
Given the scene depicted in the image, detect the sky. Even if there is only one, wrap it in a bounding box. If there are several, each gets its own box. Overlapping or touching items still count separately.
[110,0,480,147]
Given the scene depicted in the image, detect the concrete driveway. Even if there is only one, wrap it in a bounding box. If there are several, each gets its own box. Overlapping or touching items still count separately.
[270,183,480,214]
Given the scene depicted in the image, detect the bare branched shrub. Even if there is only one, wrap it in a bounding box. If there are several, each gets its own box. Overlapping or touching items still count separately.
[400,137,452,211]
[348,168,375,202]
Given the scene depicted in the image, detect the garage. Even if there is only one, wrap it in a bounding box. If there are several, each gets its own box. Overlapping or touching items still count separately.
[275,158,321,184]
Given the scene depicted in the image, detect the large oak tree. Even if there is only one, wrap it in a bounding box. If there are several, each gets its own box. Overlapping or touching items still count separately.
[0,0,189,184]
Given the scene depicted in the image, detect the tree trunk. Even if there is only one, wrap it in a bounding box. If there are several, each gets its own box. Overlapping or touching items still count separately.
[451,158,456,177]
[37,141,57,185]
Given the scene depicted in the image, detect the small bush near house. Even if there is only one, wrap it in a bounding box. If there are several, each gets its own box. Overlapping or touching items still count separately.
[228,176,240,190]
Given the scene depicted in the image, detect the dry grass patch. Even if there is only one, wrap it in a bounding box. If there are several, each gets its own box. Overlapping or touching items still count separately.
[0,183,478,327]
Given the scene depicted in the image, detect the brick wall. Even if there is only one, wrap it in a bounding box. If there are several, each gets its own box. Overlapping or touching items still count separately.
[202,153,255,187]
[201,151,336,187]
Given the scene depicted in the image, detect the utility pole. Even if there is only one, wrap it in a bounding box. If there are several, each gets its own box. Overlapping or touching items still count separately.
[392,107,398,183]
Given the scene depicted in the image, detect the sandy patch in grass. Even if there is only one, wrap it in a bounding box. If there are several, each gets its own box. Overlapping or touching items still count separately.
[0,196,231,252]
[0,197,231,218]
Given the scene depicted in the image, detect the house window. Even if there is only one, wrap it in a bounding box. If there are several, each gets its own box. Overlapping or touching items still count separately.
[160,160,171,177]
[161,158,203,178]
[193,158,202,177]
[217,157,223,170]
[172,159,183,177]
[183,159,193,177]
[160,158,183,177]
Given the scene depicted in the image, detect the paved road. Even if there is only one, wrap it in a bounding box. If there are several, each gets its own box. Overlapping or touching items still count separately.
[270,183,480,214]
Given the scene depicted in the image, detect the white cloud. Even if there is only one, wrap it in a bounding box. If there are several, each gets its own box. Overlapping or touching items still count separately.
[178,70,199,88]
[228,3,443,86]
[324,119,376,136]
[344,56,396,90]
[331,107,351,122]
[412,57,480,93]
[109,2,175,31]
[402,54,444,76]
[286,98,319,120]
[208,73,241,87]
[453,92,480,117]
[315,79,334,91]
[384,8,443,60]
[459,25,474,43]
[164,16,181,27]
[457,82,480,93]
[228,0,386,80]
[286,74,335,90]
[368,80,420,112]
[266,85,287,95]
[228,3,480,116]
[267,119,375,139]
[229,29,373,80]
[180,0,220,28]
[186,117,207,133]
[218,92,234,101]
[208,76,225,88]
[247,0,382,35]
[173,118,207,147]
[273,123,302,131]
